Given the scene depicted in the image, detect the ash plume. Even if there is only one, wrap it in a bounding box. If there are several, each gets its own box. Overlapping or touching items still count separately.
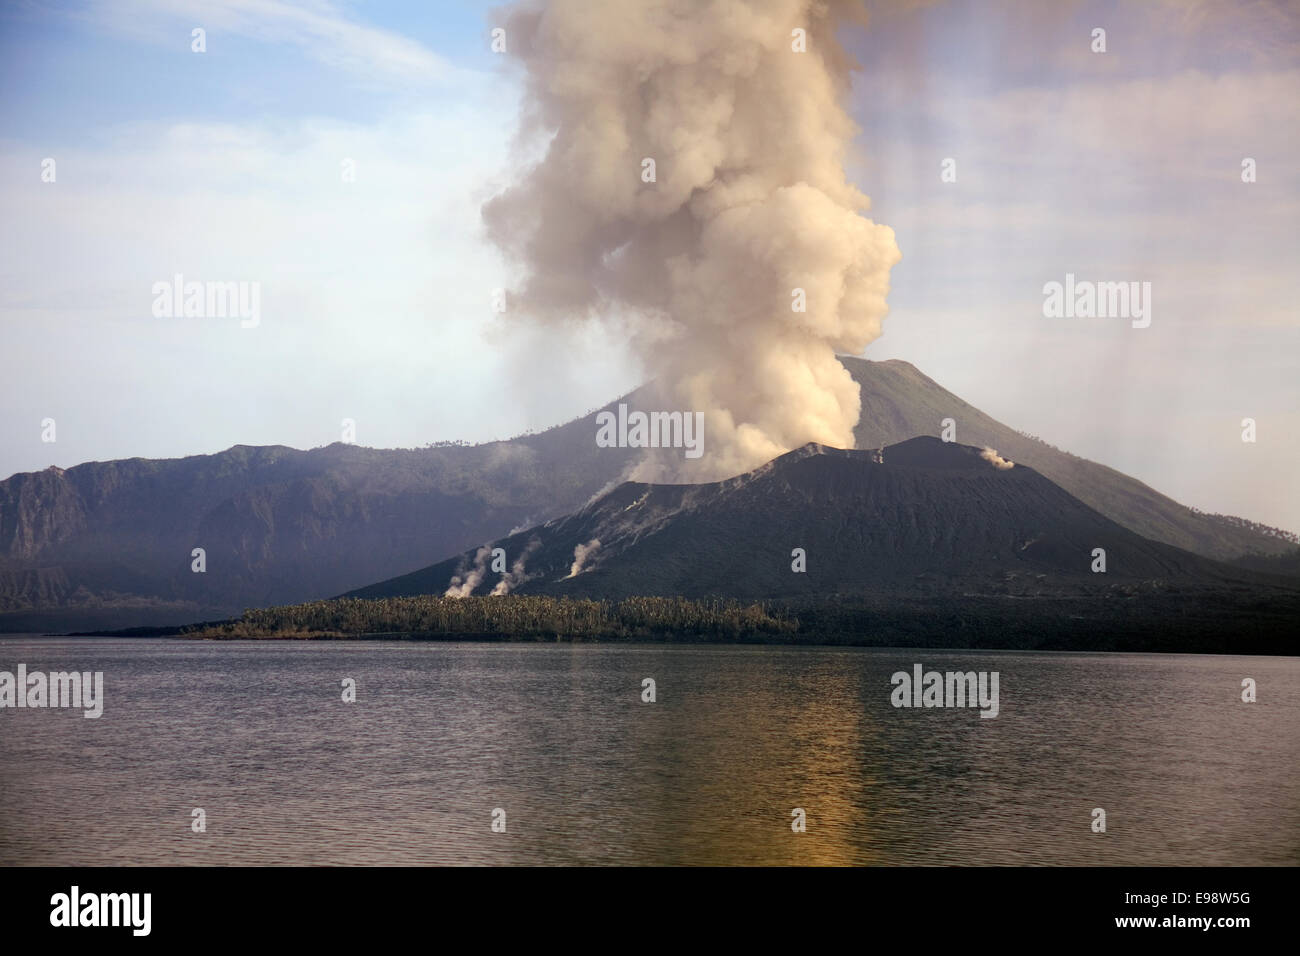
[483,0,901,480]
[980,447,1015,470]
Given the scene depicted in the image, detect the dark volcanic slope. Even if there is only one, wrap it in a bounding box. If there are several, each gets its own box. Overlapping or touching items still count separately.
[3,359,1292,630]
[841,357,1294,562]
[349,438,1261,602]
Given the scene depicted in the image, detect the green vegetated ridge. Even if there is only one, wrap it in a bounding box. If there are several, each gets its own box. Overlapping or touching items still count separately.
[184,589,1299,655]
[188,595,797,642]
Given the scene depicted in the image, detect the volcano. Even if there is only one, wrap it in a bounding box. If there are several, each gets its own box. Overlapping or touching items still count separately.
[348,437,1260,602]
[3,359,1293,632]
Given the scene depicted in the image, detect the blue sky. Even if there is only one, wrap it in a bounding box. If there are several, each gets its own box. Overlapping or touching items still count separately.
[2,0,1298,531]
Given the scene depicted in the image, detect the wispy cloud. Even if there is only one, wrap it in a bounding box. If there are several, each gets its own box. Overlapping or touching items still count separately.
[89,0,459,83]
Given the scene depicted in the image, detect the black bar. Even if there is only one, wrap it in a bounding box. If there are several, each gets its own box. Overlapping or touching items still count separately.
[5,866,1288,943]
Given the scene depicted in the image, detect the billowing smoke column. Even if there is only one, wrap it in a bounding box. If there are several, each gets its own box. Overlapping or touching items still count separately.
[484,0,901,480]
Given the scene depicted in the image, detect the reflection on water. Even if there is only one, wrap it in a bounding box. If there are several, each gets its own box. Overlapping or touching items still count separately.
[1,638,1297,866]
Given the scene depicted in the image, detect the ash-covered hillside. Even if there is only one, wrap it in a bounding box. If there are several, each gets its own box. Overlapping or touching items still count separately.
[349,437,1268,602]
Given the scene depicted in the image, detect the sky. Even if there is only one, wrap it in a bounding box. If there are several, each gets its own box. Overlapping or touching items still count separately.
[1,0,1297,531]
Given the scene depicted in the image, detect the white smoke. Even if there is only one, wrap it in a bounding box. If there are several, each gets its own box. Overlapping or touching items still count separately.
[508,517,539,536]
[980,447,1015,470]
[491,537,542,595]
[566,538,601,578]
[484,0,901,480]
[445,545,493,598]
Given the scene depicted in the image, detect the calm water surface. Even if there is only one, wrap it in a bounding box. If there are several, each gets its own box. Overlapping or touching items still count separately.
[1,637,1297,866]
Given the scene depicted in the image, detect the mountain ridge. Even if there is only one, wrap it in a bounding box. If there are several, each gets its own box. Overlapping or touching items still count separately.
[349,436,1272,603]
[2,359,1293,631]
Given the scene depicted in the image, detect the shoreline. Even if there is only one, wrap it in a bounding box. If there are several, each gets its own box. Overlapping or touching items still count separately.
[22,588,1297,656]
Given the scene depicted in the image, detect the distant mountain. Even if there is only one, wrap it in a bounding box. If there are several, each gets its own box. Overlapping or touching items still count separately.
[840,358,1297,560]
[1,359,1291,631]
[0,435,637,631]
[350,437,1265,601]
